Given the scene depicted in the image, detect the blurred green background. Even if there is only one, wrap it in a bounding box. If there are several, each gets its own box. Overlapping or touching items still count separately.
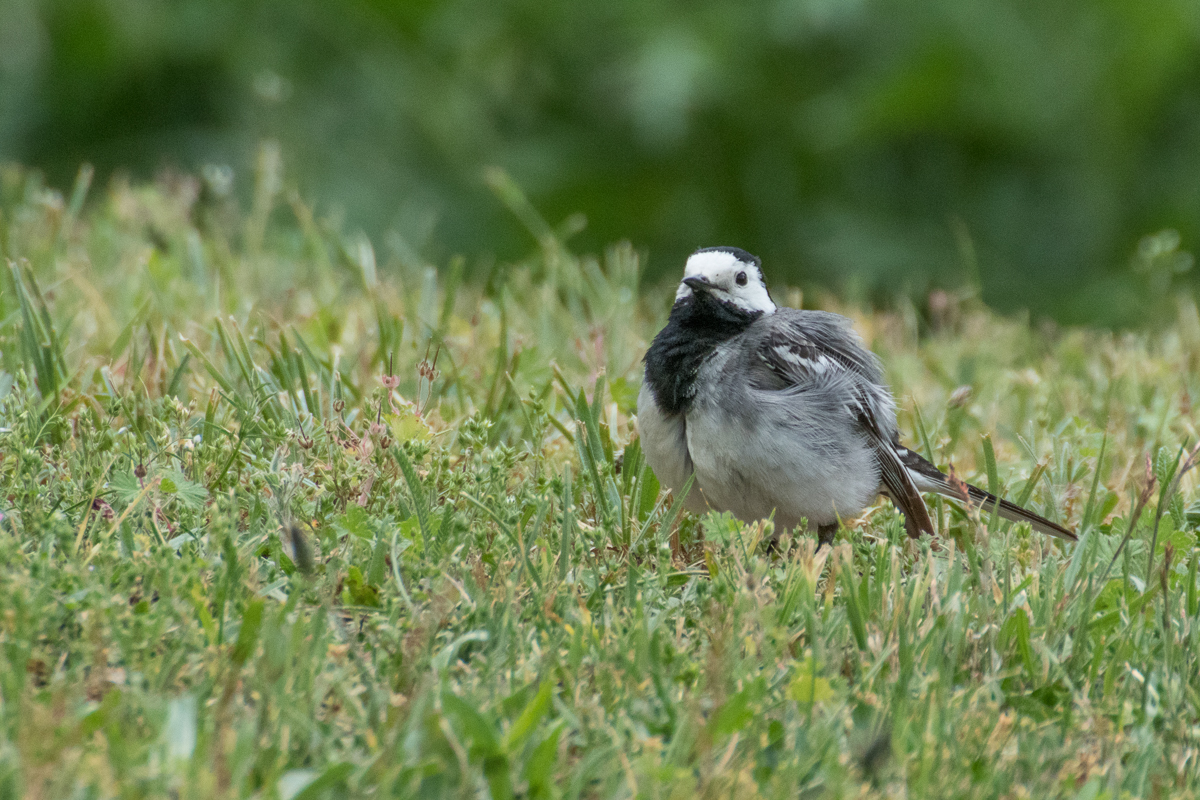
[2,0,1198,324]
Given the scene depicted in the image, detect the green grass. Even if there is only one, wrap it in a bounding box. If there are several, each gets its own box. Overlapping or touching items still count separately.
[2,161,1200,799]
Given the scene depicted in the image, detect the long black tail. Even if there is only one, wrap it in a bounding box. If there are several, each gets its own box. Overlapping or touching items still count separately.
[897,447,1077,542]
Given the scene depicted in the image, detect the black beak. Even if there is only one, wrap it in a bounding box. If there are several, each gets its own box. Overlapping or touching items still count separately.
[682,276,714,293]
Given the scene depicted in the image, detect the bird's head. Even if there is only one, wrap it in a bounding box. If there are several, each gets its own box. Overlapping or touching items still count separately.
[675,246,776,316]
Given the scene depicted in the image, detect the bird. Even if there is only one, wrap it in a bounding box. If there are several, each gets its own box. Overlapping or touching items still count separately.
[636,246,1076,548]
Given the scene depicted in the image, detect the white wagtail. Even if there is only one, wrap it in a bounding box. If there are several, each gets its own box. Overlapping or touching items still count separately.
[637,246,1077,547]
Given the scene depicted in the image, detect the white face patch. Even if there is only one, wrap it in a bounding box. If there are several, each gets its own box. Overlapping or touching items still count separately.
[675,249,777,314]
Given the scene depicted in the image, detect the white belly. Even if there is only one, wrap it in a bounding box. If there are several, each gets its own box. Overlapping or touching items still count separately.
[684,391,880,530]
[636,382,711,515]
[638,368,881,531]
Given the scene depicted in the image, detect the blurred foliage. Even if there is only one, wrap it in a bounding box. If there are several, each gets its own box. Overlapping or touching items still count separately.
[2,0,1199,324]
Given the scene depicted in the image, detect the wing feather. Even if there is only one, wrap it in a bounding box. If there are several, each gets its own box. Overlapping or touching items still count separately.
[751,311,935,537]
[853,393,935,538]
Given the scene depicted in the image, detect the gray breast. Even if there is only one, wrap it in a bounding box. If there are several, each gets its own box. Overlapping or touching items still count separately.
[680,341,882,530]
[636,381,711,515]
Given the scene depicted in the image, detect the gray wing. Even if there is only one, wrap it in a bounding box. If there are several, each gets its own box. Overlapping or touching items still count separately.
[855,396,935,538]
[748,310,936,538]
[753,309,885,385]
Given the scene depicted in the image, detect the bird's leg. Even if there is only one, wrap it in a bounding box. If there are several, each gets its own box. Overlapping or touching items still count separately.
[817,522,838,549]
[763,522,785,556]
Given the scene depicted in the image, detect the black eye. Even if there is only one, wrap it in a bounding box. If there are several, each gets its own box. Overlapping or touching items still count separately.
[735,271,748,286]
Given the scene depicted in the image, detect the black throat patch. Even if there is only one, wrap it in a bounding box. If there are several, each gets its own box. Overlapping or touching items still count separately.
[643,291,763,416]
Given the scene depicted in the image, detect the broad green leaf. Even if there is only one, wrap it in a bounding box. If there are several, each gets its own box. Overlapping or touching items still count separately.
[336,506,372,540]
[789,657,833,705]
[163,468,207,509]
[441,691,499,756]
[502,679,553,753]
[291,762,354,800]
[524,722,564,799]
[232,598,265,665]
[345,565,380,607]
[708,678,764,738]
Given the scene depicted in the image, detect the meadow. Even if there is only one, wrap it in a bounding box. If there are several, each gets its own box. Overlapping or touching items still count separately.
[2,161,1200,798]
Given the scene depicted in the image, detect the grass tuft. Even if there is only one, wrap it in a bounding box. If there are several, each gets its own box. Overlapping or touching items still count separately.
[1,164,1199,797]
